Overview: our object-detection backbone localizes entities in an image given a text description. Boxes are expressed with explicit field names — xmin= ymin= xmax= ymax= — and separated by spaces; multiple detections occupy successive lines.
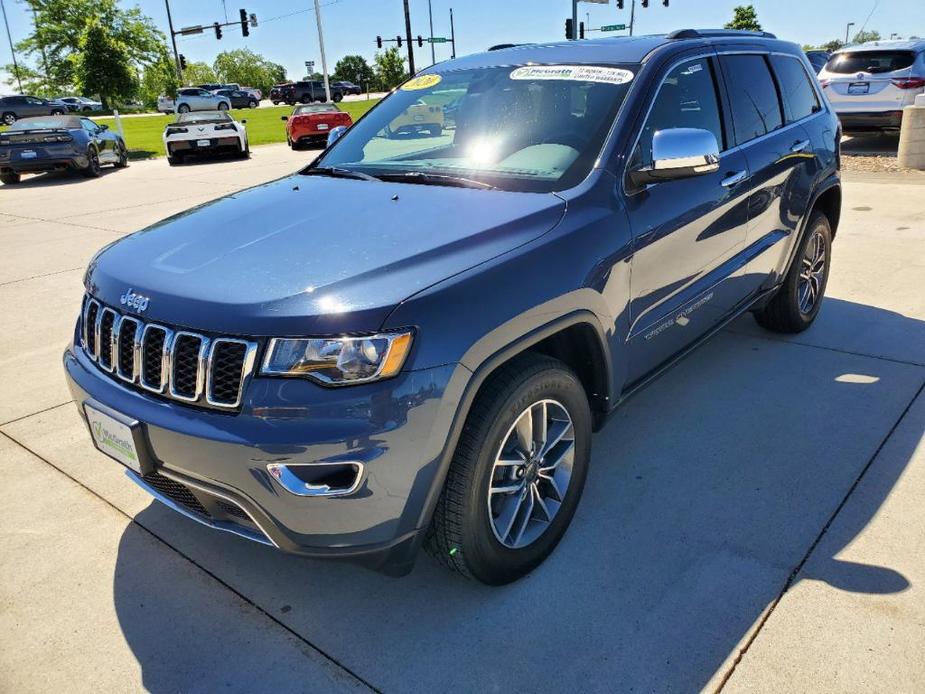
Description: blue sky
xmin=2 ymin=0 xmax=924 ymax=86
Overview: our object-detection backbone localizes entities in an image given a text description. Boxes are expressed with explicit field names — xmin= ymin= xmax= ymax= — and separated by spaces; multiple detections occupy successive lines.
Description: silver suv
xmin=818 ymin=39 xmax=925 ymax=131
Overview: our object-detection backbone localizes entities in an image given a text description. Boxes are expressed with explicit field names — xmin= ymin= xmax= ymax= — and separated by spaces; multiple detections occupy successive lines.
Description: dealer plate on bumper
xmin=196 ymin=139 xmax=211 ymax=147
xmin=85 ymin=402 xmax=146 ymax=474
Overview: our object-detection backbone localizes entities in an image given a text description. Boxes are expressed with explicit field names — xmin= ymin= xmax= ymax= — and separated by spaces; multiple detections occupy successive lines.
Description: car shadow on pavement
xmin=112 ymin=297 xmax=924 ymax=693
xmin=0 ymin=168 xmax=122 ymax=189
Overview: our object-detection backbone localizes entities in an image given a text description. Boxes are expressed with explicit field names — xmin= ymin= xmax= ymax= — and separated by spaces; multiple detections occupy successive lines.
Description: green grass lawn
xmin=92 ymin=100 xmax=379 ymax=159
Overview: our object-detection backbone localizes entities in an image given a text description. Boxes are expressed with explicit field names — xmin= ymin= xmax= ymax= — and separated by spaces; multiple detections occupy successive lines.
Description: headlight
xmin=261 ymin=330 xmax=413 ymax=385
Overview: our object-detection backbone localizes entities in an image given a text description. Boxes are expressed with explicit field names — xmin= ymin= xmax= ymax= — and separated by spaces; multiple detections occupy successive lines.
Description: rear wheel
xmin=425 ymin=354 xmax=592 ymax=585
xmin=754 ymin=210 xmax=832 ymax=333
xmin=50 ymin=109 xmax=64 ymax=116
xmin=300 ymin=95 xmax=311 ymax=104
xmin=217 ymin=102 xmax=229 ymax=111
xmin=167 ymin=152 xmax=184 ymax=166
xmin=0 ymin=171 xmax=21 ymax=185
xmin=82 ymin=147 xmax=102 ymax=178
xmin=114 ymin=142 xmax=129 ymax=168
xmin=333 ymin=92 xmax=343 ymax=103
xmin=238 ymin=138 xmax=250 ymax=159
xmin=177 ymin=103 xmax=191 ymax=114
xmin=248 ymin=100 xmax=258 ymax=109
xmin=429 ymin=125 xmax=443 ymax=137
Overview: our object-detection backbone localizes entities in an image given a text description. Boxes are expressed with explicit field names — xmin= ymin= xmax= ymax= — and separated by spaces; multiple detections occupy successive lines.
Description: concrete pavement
xmin=0 ymin=150 xmax=923 ymax=692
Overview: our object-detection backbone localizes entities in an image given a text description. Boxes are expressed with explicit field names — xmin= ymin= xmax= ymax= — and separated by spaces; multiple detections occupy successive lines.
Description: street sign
xmin=428 ymin=37 xmax=449 ymax=43
xmin=305 ymin=60 xmax=315 ymax=69
xmin=600 ymin=24 xmax=626 ymax=31
xmin=179 ymin=25 xmax=204 ymax=35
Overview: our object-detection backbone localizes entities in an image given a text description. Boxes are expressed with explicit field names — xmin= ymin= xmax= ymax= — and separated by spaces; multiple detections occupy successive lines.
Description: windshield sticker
xmin=510 ymin=65 xmax=634 ymax=85
xmin=401 ymin=74 xmax=443 ymax=91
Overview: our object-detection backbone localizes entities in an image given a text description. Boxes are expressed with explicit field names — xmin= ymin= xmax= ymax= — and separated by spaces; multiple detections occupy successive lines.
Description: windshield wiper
xmin=302 ymin=166 xmax=380 ymax=182
xmin=375 ymin=171 xmax=497 ymax=190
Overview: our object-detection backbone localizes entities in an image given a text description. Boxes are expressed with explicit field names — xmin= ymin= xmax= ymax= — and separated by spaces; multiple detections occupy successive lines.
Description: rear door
xmin=623 ymin=54 xmax=752 ymax=382
xmin=717 ymin=52 xmax=820 ymax=294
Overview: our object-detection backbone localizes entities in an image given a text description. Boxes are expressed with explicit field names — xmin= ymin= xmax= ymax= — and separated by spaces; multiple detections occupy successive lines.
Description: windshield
xmin=315 ymin=63 xmax=637 ymax=192
xmin=175 ymin=111 xmax=232 ymax=124
xmin=826 ymin=50 xmax=916 ymax=74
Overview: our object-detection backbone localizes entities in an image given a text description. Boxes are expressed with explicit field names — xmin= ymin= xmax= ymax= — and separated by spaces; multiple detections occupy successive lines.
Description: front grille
xmin=143 ymin=472 xmax=209 ymax=516
xmin=80 ymin=295 xmax=257 ymax=411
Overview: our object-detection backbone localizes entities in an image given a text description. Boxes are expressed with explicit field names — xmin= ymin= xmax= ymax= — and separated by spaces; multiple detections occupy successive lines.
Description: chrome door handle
xmin=720 ymin=170 xmax=748 ymax=187
xmin=791 ymin=139 xmax=810 ymax=153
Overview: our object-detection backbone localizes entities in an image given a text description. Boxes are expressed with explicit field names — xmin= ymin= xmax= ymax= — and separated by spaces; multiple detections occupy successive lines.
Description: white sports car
xmin=163 ymin=111 xmax=249 ymax=166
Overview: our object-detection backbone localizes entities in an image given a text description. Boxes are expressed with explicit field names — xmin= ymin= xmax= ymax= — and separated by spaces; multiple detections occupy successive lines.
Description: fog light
xmin=266 ymin=462 xmax=364 ymax=497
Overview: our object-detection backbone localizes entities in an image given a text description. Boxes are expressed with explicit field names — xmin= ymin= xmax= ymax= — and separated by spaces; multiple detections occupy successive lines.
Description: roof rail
xmin=667 ymin=28 xmax=777 ymax=40
xmin=488 ymin=43 xmax=528 ymax=51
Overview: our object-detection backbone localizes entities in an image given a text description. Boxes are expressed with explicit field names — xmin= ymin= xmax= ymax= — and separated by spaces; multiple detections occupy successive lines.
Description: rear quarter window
xmin=825 ymin=50 xmax=916 ymax=74
xmin=770 ymin=55 xmax=820 ymax=123
xmin=719 ymin=54 xmax=783 ymax=145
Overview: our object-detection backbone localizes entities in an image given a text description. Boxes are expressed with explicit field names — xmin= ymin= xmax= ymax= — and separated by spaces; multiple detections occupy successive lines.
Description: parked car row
xmin=269 ymin=80 xmax=361 ymax=104
xmin=157 ymin=84 xmax=262 ymax=114
xmin=1 ymin=95 xmax=69 ymax=125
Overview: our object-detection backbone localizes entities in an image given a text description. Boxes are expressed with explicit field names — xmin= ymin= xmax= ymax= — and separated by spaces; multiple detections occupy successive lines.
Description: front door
xmin=623 ymin=55 xmax=752 ymax=383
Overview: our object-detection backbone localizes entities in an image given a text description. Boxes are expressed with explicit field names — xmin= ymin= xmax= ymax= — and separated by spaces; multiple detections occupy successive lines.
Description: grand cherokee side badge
xmin=120 ymin=288 xmax=150 ymax=313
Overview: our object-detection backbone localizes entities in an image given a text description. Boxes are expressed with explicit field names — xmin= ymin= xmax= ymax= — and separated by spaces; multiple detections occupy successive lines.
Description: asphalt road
xmin=1 ymin=146 xmax=924 ymax=693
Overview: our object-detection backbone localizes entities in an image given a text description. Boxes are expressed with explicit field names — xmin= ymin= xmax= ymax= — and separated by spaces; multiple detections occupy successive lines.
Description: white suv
xmin=818 ymin=39 xmax=925 ymax=131
xmin=157 ymin=88 xmax=232 ymax=115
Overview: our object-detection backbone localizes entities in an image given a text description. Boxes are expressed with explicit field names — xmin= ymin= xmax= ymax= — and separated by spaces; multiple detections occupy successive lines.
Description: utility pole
xmin=428 ymin=0 xmax=436 ymax=65
xmin=845 ymin=21 xmax=854 ymax=44
xmin=403 ymin=0 xmax=415 ymax=75
xmin=629 ymin=0 xmax=636 ymax=36
xmin=164 ymin=0 xmax=183 ymax=82
xmin=571 ymin=0 xmax=578 ymax=39
xmin=1 ymin=0 xmax=22 ymax=92
xmin=449 ymin=7 xmax=456 ymax=58
xmin=313 ymin=0 xmax=331 ymax=102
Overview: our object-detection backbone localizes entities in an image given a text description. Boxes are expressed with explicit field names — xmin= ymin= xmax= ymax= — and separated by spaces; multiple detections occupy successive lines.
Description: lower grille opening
xmin=214 ymin=499 xmax=250 ymax=521
xmin=142 ymin=472 xmax=209 ymax=516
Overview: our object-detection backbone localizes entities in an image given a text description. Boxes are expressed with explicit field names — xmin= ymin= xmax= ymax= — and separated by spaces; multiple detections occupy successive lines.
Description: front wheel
xmin=2 ymin=112 xmax=15 ymax=126
xmin=248 ymin=100 xmax=258 ymax=109
xmin=753 ymin=210 xmax=832 ymax=333
xmin=333 ymin=93 xmax=343 ymax=103
xmin=51 ymin=109 xmax=64 ymax=116
xmin=425 ymin=354 xmax=591 ymax=585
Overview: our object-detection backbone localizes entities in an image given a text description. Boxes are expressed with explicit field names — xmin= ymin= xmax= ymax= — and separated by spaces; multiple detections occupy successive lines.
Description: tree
xmin=213 ymin=48 xmax=287 ymax=94
xmin=2 ymin=0 xmax=164 ymax=95
xmin=139 ymin=48 xmax=179 ymax=109
xmin=182 ymin=62 xmax=218 ymax=86
xmin=374 ymin=48 xmax=407 ymax=91
xmin=333 ymin=55 xmax=374 ymax=89
xmin=822 ymin=39 xmax=844 ymax=53
xmin=852 ymin=29 xmax=881 ymax=44
xmin=73 ymin=19 xmax=137 ymax=108
xmin=724 ymin=5 xmax=762 ymax=32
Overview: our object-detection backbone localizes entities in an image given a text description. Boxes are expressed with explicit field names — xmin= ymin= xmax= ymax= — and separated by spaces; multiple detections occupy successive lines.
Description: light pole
xmin=0 ymin=0 xmax=22 ymax=93
xmin=428 ymin=0 xmax=436 ymax=65
xmin=164 ymin=0 xmax=183 ymax=83
xmin=403 ymin=0 xmax=415 ymax=75
xmin=449 ymin=7 xmax=456 ymax=58
xmin=313 ymin=0 xmax=331 ymax=103
xmin=845 ymin=21 xmax=854 ymax=44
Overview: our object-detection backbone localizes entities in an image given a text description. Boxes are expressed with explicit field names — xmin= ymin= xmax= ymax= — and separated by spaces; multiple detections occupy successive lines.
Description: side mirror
xmin=98 ymin=123 xmax=109 ymax=131
xmin=629 ymin=128 xmax=720 ymax=187
xmin=326 ymin=125 xmax=348 ymax=148
xmin=281 ymin=115 xmax=289 ymax=121
xmin=240 ymin=119 xmax=247 ymax=124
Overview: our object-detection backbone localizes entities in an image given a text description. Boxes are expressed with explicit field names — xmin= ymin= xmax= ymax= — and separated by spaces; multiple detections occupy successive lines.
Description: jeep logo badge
xmin=120 ymin=288 xmax=150 ymax=313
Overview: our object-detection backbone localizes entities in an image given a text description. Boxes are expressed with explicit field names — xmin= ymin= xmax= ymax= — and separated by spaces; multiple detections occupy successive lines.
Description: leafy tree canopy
xmin=182 ymin=62 xmax=218 ymax=86
xmin=139 ymin=47 xmax=179 ymax=109
xmin=852 ymin=29 xmax=881 ymax=44
xmin=333 ymin=55 xmax=375 ymax=87
xmin=724 ymin=5 xmax=762 ymax=32
xmin=374 ymin=48 xmax=407 ymax=91
xmin=822 ymin=39 xmax=844 ymax=53
xmin=212 ymin=48 xmax=286 ymax=94
xmin=73 ymin=18 xmax=137 ymax=108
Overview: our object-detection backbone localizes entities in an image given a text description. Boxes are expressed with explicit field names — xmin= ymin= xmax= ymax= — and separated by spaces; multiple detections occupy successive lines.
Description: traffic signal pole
xmin=571 ymin=0 xmax=578 ymax=39
xmin=450 ymin=7 xmax=456 ymax=58
xmin=403 ymin=0 xmax=416 ymax=75
xmin=164 ymin=0 xmax=183 ymax=82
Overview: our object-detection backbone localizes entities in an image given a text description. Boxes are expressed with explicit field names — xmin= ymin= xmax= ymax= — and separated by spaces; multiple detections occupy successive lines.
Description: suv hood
xmin=87 ymin=175 xmax=566 ymax=335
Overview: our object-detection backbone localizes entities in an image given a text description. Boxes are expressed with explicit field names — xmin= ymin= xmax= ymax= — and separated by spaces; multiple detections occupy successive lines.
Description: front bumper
xmin=64 ymin=345 xmax=466 ymax=575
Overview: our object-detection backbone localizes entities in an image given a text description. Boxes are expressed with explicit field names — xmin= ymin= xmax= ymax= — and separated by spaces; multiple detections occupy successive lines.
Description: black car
xmin=269 ymin=82 xmax=292 ymax=104
xmin=333 ymin=80 xmax=362 ymax=95
xmin=279 ymin=80 xmax=344 ymax=104
xmin=1 ymin=95 xmax=68 ymax=125
xmin=0 ymin=115 xmax=127 ymax=184
xmin=214 ymin=89 xmax=259 ymax=109
xmin=804 ymin=50 xmax=831 ymax=74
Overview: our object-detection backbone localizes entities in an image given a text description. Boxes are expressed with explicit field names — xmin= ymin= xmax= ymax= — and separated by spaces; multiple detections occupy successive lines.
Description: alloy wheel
xmin=798 ymin=229 xmax=826 ymax=314
xmin=487 ymin=399 xmax=575 ymax=549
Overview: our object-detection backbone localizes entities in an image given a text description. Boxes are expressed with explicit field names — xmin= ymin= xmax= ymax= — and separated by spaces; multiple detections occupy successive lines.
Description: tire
xmin=51 ymin=109 xmax=64 ymax=116
xmin=82 ymin=106 xmax=92 ymax=113
xmin=238 ymin=139 xmax=250 ymax=159
xmin=177 ymin=104 xmax=191 ymax=113
xmin=82 ymin=147 xmax=102 ymax=178
xmin=1 ymin=171 xmax=21 ymax=185
xmin=300 ymin=95 xmax=311 ymax=104
xmin=272 ymin=100 xmax=280 ymax=105
xmin=754 ymin=210 xmax=832 ymax=333
xmin=217 ymin=102 xmax=229 ymax=111
xmin=248 ymin=100 xmax=257 ymax=109
xmin=333 ymin=92 xmax=343 ymax=103
xmin=425 ymin=353 xmax=592 ymax=585
xmin=429 ymin=125 xmax=443 ymax=137
xmin=167 ymin=153 xmax=183 ymax=166
xmin=2 ymin=112 xmax=15 ymax=126
xmin=114 ymin=141 xmax=129 ymax=168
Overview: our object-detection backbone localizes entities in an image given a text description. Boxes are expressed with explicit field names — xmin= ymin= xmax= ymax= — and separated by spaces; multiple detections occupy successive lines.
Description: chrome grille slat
xmin=79 ymin=295 xmax=256 ymax=411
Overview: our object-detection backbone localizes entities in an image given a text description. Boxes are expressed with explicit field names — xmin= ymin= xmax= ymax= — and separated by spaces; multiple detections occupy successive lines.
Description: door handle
xmin=720 ymin=170 xmax=748 ymax=188
xmin=790 ymin=139 xmax=810 ymax=153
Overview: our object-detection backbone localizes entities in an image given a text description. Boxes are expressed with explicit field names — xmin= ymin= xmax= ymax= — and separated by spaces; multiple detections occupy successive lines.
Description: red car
xmin=283 ymin=103 xmax=353 ymax=150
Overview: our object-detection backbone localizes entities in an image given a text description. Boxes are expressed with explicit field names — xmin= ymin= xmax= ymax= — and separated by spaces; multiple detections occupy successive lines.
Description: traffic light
xmin=417 ymin=35 xmax=423 ymax=47
xmin=376 ymin=35 xmax=383 ymax=48
xmin=565 ymin=17 xmax=573 ymax=39
xmin=617 ymin=0 xmax=624 ymax=8
xmin=663 ymin=0 xmax=669 ymax=5
xmin=579 ymin=21 xmax=585 ymax=39
xmin=214 ymin=22 xmax=222 ymax=39
xmin=641 ymin=0 xmax=648 ymax=6
xmin=179 ymin=54 xmax=187 ymax=70
xmin=396 ymin=35 xmax=402 ymax=47
xmin=240 ymin=9 xmax=249 ymax=37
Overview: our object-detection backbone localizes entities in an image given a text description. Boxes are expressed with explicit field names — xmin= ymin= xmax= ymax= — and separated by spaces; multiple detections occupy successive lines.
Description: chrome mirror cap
xmin=631 ymin=127 xmax=720 ymax=187
xmin=326 ymin=125 xmax=348 ymax=148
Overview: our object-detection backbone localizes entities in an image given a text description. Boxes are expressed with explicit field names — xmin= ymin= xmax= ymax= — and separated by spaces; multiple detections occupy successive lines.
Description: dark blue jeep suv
xmin=64 ymin=30 xmax=841 ymax=585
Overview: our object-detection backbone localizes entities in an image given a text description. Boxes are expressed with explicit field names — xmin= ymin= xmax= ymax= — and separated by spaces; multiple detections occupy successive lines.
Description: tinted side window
xmin=636 ymin=57 xmax=725 ymax=167
xmin=720 ymin=55 xmax=783 ymax=145
xmin=771 ymin=55 xmax=820 ymax=122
